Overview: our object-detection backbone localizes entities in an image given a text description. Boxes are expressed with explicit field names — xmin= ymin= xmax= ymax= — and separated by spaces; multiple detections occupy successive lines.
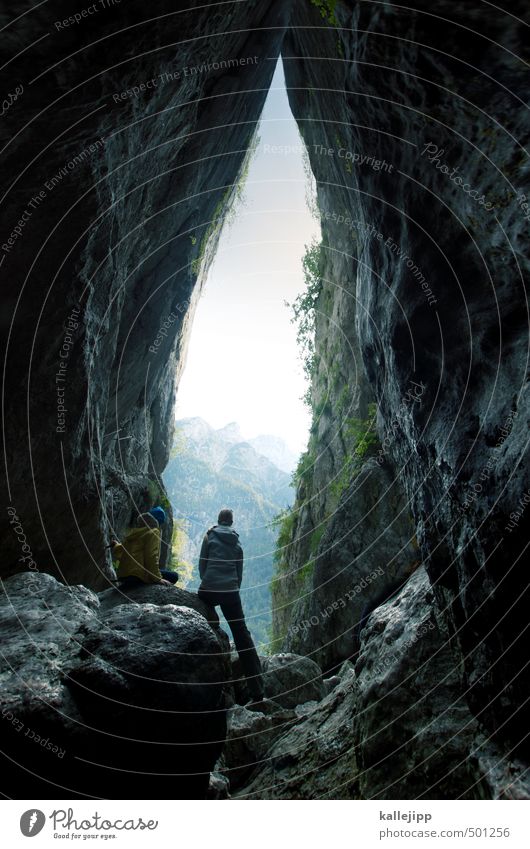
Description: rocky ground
xmin=4 ymin=569 xmax=525 ymax=800
xmin=219 ymin=567 xmax=530 ymax=800
xmin=0 ymin=574 xmax=229 ymax=799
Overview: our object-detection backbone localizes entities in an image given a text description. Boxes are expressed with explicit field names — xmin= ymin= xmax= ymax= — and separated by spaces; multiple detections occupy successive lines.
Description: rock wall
xmin=1 ymin=0 xmax=290 ymax=587
xmin=273 ymin=0 xmax=530 ymax=793
xmin=282 ymin=458 xmax=420 ymax=673
xmin=0 ymin=573 xmax=230 ymax=799
xmin=1 ymin=0 xmax=529 ymax=800
xmin=231 ymin=570 xmax=529 ymax=800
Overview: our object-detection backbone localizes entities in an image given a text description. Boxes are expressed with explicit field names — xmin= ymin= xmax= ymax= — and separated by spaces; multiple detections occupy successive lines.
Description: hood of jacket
xmin=208 ymin=524 xmax=239 ymax=545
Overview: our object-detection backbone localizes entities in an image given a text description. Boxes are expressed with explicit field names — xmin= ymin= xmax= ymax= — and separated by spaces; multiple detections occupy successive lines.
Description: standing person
xmin=111 ymin=507 xmax=178 ymax=587
xmin=198 ymin=508 xmax=264 ymax=704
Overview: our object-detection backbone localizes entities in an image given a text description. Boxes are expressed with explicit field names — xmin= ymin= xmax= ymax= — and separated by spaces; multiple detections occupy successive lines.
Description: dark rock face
xmin=233 ymin=661 xmax=359 ymax=799
xmin=0 ymin=573 xmax=230 ymax=799
xmin=276 ymin=0 xmax=530 ymax=792
xmin=0 ymin=0 xmax=290 ymax=587
xmin=283 ymin=459 xmax=419 ymax=672
xmin=354 ymin=567 xmax=483 ymax=799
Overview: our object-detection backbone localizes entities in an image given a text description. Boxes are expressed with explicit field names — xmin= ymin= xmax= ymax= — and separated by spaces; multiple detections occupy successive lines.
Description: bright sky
xmin=175 ymin=59 xmax=321 ymax=455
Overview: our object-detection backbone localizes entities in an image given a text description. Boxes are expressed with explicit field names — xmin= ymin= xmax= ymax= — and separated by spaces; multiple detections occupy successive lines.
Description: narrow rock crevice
xmin=1 ymin=0 xmax=528 ymax=800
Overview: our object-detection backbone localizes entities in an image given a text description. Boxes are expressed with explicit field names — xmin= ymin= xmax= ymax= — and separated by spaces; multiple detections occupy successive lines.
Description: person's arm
xmin=144 ymin=528 xmax=164 ymax=583
xmin=199 ymin=533 xmax=210 ymax=579
xmin=236 ymin=543 xmax=243 ymax=589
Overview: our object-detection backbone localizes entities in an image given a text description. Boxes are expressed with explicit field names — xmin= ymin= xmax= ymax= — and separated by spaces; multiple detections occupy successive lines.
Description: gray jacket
xmin=198 ymin=524 xmax=243 ymax=592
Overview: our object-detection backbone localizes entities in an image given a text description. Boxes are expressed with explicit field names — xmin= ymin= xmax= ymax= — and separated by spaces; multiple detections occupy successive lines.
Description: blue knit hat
xmin=149 ymin=506 xmax=167 ymax=526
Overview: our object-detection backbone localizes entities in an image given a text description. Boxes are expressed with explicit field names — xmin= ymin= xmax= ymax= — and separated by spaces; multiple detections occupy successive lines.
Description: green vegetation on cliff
xmin=191 ymin=129 xmax=260 ymax=276
xmin=271 ymin=225 xmax=381 ymax=652
xmin=330 ymin=402 xmax=380 ymax=502
xmin=290 ymin=239 xmax=324 ymax=396
xmin=309 ymin=0 xmax=339 ymax=26
xmin=170 ymin=518 xmax=194 ymax=584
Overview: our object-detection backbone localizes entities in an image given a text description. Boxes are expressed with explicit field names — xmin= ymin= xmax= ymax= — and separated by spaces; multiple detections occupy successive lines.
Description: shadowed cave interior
xmin=0 ymin=0 xmax=529 ymax=801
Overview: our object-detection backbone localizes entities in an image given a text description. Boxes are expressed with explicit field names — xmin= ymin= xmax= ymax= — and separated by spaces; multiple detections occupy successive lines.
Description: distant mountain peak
xmin=176 ymin=416 xmax=214 ymax=439
xmin=216 ymin=422 xmax=244 ymax=443
xmin=174 ymin=416 xmax=299 ymax=475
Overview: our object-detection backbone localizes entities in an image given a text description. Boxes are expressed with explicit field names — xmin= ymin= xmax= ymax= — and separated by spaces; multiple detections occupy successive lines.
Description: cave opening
xmin=163 ymin=58 xmax=321 ymax=649
xmin=1 ymin=0 xmax=528 ymax=805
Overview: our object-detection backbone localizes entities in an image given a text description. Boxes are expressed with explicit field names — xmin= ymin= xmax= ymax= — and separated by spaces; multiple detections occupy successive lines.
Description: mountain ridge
xmin=176 ymin=416 xmax=298 ymax=476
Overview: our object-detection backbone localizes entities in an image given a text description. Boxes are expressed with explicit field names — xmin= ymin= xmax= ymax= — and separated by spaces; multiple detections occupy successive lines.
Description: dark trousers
xmin=160 ymin=569 xmax=178 ymax=584
xmin=118 ymin=576 xmax=144 ymax=589
xmin=198 ymin=589 xmax=264 ymax=700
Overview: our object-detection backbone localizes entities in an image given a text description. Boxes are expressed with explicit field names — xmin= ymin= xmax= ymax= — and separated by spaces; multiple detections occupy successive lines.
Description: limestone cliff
xmin=272 ymin=0 xmax=530 ymax=794
xmin=1 ymin=0 xmax=529 ymax=800
xmin=1 ymin=0 xmax=290 ymax=587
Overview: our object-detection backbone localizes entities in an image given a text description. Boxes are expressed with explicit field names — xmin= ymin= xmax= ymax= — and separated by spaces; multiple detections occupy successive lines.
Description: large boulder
xmin=354 ymin=567 xmax=487 ymax=799
xmin=0 ymin=573 xmax=230 ymax=799
xmin=261 ymin=653 xmax=325 ymax=708
xmin=98 ymin=583 xmax=221 ymax=628
xmin=219 ymin=703 xmax=298 ymax=792
xmin=234 ymin=661 xmax=358 ymax=799
xmin=231 ymin=652 xmax=325 ymax=708
xmin=98 ymin=584 xmax=231 ymax=661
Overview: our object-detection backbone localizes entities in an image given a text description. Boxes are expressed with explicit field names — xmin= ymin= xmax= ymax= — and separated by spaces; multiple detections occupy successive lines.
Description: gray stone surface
xmin=98 ymin=582 xmax=221 ymax=627
xmin=0 ymin=573 xmax=229 ymax=799
xmin=354 ymin=568 xmax=484 ymax=798
xmin=220 ymin=703 xmax=298 ymax=792
xmin=231 ymin=651 xmax=325 ymax=709
xmin=473 ymin=739 xmax=530 ymax=800
xmin=234 ymin=662 xmax=358 ymax=799
xmin=323 ymin=676 xmax=341 ymax=696
xmin=207 ymin=771 xmax=231 ymax=800
xmin=261 ymin=653 xmax=325 ymax=709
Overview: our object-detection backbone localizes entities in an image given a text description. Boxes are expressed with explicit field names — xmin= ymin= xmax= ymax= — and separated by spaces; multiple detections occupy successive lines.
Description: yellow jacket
xmin=114 ymin=526 xmax=163 ymax=583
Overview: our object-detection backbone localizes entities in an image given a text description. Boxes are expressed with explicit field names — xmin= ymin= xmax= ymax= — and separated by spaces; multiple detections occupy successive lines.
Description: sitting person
xmin=111 ymin=506 xmax=178 ymax=588
xmin=147 ymin=506 xmax=179 ymax=584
